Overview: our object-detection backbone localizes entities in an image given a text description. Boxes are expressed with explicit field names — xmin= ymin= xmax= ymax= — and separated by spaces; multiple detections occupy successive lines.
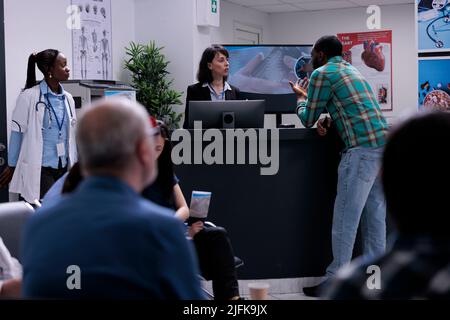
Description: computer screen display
xmin=188 ymin=100 xmax=265 ymax=129
xmin=223 ymin=45 xmax=313 ymax=113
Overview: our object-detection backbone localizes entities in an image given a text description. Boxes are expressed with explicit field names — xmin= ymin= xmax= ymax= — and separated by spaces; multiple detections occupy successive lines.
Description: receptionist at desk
xmin=183 ymin=45 xmax=240 ymax=129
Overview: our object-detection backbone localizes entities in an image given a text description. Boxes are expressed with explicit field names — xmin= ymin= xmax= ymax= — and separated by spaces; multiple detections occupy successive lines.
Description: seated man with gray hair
xmin=21 ymin=98 xmax=204 ymax=299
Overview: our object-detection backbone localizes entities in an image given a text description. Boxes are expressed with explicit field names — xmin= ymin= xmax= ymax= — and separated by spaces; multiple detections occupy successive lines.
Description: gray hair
xmin=76 ymin=97 xmax=151 ymax=172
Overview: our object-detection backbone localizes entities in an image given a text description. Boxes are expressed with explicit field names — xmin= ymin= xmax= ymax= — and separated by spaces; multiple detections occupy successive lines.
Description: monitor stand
xmin=276 ymin=114 xmax=282 ymax=128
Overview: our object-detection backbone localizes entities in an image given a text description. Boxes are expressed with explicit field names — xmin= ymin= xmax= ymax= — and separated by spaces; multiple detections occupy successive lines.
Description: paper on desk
xmin=189 ymin=191 xmax=212 ymax=218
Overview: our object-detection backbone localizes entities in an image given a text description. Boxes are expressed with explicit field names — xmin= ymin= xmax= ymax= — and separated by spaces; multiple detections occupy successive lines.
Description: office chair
xmin=0 ymin=201 xmax=34 ymax=262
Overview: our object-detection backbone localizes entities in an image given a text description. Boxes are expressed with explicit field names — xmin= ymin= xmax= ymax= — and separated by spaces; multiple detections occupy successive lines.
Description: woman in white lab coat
xmin=0 ymin=49 xmax=77 ymax=202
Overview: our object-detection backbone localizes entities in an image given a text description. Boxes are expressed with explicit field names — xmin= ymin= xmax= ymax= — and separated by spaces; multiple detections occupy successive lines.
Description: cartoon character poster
xmin=71 ymin=0 xmax=112 ymax=80
xmin=337 ymin=31 xmax=393 ymax=112
xmin=416 ymin=0 xmax=450 ymax=52
xmin=418 ymin=57 xmax=450 ymax=110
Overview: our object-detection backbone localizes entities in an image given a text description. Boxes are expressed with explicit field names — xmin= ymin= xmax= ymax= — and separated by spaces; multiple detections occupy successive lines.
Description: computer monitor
xmin=188 ymin=100 xmax=265 ymax=129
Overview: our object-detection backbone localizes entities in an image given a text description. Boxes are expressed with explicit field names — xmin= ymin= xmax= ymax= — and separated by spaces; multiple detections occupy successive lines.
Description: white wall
xmin=268 ymin=4 xmax=418 ymax=126
xmin=212 ymin=0 xmax=271 ymax=44
xmin=135 ymin=0 xmax=197 ymax=117
xmin=3 ymin=0 xmax=135 ymax=139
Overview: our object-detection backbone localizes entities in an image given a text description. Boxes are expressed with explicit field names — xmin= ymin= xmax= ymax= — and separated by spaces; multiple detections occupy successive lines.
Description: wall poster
xmin=71 ymin=0 xmax=112 ymax=80
xmin=416 ymin=0 xmax=450 ymax=52
xmin=338 ymin=30 xmax=393 ymax=112
xmin=418 ymin=57 xmax=450 ymax=110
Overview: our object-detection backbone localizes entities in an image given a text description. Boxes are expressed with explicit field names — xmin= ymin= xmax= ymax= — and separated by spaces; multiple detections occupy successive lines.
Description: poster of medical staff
xmin=416 ymin=0 xmax=450 ymax=52
xmin=418 ymin=57 xmax=450 ymax=110
xmin=71 ymin=0 xmax=112 ymax=80
xmin=337 ymin=30 xmax=393 ymax=112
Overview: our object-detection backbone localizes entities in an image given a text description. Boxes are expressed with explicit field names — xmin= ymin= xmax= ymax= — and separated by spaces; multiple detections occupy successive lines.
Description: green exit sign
xmin=211 ymin=0 xmax=217 ymax=13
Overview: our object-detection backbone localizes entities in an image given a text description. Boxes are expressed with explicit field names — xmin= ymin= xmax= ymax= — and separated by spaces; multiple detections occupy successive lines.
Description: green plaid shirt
xmin=297 ymin=56 xmax=388 ymax=150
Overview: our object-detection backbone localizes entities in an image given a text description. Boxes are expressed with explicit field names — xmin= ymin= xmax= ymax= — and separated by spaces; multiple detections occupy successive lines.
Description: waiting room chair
xmin=0 ymin=201 xmax=34 ymax=262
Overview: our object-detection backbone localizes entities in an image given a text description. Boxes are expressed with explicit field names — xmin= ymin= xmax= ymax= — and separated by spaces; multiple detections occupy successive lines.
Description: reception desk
xmin=174 ymin=128 xmax=342 ymax=279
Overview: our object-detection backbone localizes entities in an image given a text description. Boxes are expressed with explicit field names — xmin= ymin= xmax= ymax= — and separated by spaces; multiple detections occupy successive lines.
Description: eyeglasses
xmin=146 ymin=118 xmax=170 ymax=140
xmin=156 ymin=120 xmax=170 ymax=138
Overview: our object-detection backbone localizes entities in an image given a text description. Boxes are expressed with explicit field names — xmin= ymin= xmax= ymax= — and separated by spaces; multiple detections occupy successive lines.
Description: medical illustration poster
xmin=338 ymin=31 xmax=393 ymax=112
xmin=418 ymin=57 xmax=450 ymax=110
xmin=417 ymin=0 xmax=450 ymax=52
xmin=71 ymin=0 xmax=112 ymax=80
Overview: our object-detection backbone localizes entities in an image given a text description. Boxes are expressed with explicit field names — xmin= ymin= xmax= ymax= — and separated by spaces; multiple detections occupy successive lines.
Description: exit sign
xmin=197 ymin=0 xmax=220 ymax=27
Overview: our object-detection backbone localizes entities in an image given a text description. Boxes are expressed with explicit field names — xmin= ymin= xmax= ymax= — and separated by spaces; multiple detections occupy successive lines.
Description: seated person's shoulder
xmin=187 ymin=82 xmax=203 ymax=91
xmin=29 ymin=198 xmax=67 ymax=222
xmin=135 ymin=198 xmax=181 ymax=226
xmin=230 ymin=84 xmax=240 ymax=95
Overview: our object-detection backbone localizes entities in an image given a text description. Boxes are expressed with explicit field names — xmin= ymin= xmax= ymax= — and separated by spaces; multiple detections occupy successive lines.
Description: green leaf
xmin=124 ymin=41 xmax=183 ymax=128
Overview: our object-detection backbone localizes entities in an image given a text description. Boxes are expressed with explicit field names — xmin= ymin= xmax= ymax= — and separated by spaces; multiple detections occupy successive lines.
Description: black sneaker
xmin=303 ymin=280 xmax=329 ymax=297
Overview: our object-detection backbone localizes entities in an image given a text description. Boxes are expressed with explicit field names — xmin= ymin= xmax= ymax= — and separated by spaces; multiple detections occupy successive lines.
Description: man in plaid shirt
xmin=290 ymin=36 xmax=389 ymax=297
xmin=324 ymin=112 xmax=450 ymax=299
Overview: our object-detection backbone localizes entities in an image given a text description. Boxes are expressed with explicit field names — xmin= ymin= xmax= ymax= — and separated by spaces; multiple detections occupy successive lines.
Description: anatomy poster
xmin=418 ymin=57 xmax=450 ymax=110
xmin=71 ymin=0 xmax=112 ymax=80
xmin=416 ymin=0 xmax=450 ymax=52
xmin=338 ymin=31 xmax=393 ymax=112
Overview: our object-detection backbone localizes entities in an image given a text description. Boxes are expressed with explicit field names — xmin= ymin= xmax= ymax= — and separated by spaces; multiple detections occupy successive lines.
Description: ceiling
xmin=225 ymin=0 xmax=414 ymax=13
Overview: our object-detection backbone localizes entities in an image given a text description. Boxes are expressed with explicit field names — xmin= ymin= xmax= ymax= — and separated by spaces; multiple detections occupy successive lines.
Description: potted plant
xmin=124 ymin=41 xmax=183 ymax=129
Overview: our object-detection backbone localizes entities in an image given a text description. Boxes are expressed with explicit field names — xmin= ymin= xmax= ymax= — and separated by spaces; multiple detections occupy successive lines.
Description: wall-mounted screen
xmin=224 ymin=45 xmax=313 ymax=114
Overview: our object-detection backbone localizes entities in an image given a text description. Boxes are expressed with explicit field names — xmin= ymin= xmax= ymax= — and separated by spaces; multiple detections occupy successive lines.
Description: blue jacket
xmin=22 ymin=176 xmax=204 ymax=299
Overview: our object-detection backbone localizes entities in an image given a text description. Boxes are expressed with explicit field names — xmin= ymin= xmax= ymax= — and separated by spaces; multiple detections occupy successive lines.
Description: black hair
xmin=382 ymin=111 xmax=450 ymax=237
xmin=197 ymin=45 xmax=229 ymax=84
xmin=313 ymin=36 xmax=343 ymax=60
xmin=62 ymin=162 xmax=83 ymax=194
xmin=154 ymin=121 xmax=175 ymax=204
xmin=25 ymin=49 xmax=59 ymax=90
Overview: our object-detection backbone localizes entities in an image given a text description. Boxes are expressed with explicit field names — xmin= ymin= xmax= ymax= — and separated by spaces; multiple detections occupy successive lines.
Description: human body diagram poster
xmin=337 ymin=31 xmax=393 ymax=112
xmin=71 ymin=0 xmax=112 ymax=80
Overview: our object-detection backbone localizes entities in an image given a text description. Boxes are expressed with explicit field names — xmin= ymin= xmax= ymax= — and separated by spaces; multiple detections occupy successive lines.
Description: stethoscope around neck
xmin=35 ymin=86 xmax=76 ymax=127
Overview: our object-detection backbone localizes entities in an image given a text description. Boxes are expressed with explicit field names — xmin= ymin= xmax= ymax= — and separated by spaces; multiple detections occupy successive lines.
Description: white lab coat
xmin=0 ymin=237 xmax=22 ymax=289
xmin=9 ymin=84 xmax=77 ymax=202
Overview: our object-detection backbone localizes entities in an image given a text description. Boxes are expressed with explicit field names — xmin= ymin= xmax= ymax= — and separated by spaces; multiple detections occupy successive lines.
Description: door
xmin=234 ymin=22 xmax=262 ymax=45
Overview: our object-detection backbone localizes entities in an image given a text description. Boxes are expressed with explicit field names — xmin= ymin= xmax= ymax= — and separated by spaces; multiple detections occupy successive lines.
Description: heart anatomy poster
xmin=337 ymin=31 xmax=393 ymax=112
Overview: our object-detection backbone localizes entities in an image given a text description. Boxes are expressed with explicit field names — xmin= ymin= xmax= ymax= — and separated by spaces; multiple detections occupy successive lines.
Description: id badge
xmin=56 ymin=142 xmax=66 ymax=157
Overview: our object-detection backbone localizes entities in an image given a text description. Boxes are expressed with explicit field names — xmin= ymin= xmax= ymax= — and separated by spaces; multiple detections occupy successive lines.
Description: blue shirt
xmin=40 ymin=80 xmax=69 ymax=168
xmin=7 ymin=131 xmax=22 ymax=167
xmin=22 ymin=176 xmax=205 ymax=299
xmin=203 ymin=82 xmax=232 ymax=101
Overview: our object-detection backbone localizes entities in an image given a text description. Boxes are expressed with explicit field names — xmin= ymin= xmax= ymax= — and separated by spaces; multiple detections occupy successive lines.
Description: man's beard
xmin=313 ymin=58 xmax=324 ymax=70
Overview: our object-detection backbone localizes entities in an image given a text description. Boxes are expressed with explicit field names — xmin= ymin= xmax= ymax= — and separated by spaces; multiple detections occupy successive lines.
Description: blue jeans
xmin=326 ymin=146 xmax=386 ymax=277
